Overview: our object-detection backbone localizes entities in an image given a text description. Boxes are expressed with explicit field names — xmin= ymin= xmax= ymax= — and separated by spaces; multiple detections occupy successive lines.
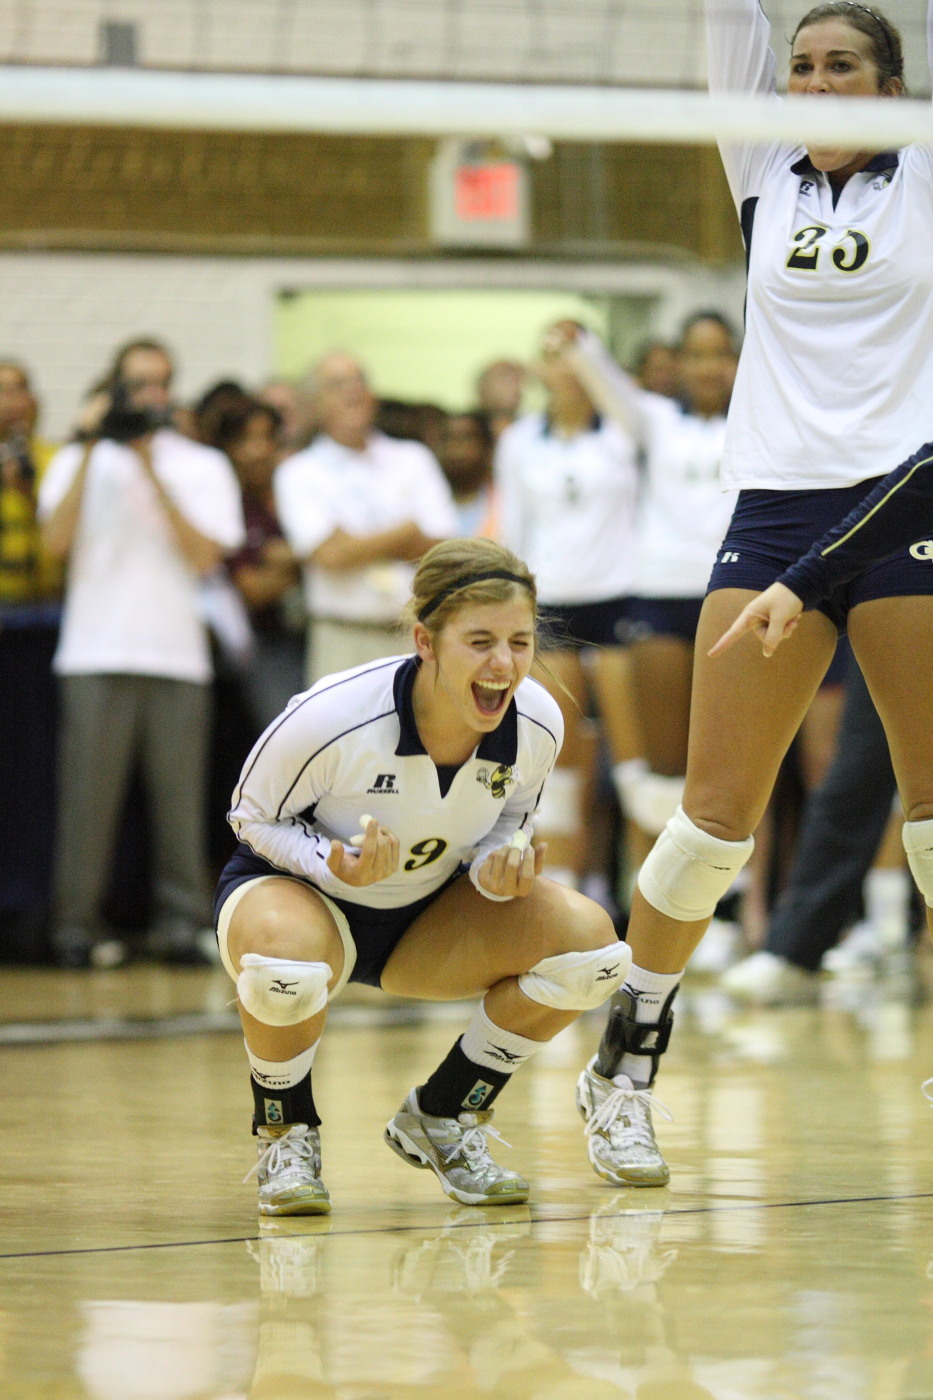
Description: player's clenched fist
xmin=477 ymin=830 xmax=547 ymax=898
xmin=327 ymin=815 xmax=400 ymax=887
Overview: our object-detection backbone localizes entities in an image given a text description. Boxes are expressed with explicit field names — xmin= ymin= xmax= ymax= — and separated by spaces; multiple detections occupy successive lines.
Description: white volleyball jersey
xmin=634 ymin=396 xmax=735 ymax=595
xmin=228 ymin=655 xmax=563 ymax=908
xmin=566 ymin=333 xmax=736 ymax=596
xmin=708 ymin=0 xmax=933 ymax=491
xmin=495 ymin=412 xmax=639 ymax=604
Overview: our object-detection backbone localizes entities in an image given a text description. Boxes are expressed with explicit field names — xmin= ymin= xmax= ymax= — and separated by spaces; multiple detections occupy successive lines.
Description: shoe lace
xmin=441 ymin=1120 xmax=512 ymax=1169
xmin=243 ymin=1124 xmax=315 ymax=1184
xmin=585 ymin=1084 xmax=673 ymax=1150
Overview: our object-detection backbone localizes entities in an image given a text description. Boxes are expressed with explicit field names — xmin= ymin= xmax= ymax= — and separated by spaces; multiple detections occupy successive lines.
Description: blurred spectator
xmin=38 ymin=339 xmax=245 ymax=967
xmin=377 ymin=399 xmax=447 ymax=455
xmin=190 ymin=379 xmax=249 ymax=447
xmin=0 ymin=361 xmax=61 ymax=960
xmin=436 ymin=411 xmax=496 ymax=537
xmin=475 ymin=359 xmax=526 ymax=441
xmin=259 ymin=378 xmax=316 ymax=455
xmin=274 ymin=351 xmax=458 ymax=684
xmin=631 ymin=338 xmax=679 ymax=399
xmin=0 ymin=361 xmax=61 ymax=607
xmin=214 ymin=398 xmax=305 ymax=728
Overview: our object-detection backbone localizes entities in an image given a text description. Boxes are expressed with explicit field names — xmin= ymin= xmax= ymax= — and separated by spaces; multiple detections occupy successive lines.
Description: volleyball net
xmin=0 ymin=0 xmax=931 ymax=150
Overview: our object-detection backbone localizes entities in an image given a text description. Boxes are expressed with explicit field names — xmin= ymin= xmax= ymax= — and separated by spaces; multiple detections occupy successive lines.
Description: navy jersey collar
xmin=393 ymin=655 xmax=519 ymax=764
xmin=791 ymin=151 xmax=899 ymax=177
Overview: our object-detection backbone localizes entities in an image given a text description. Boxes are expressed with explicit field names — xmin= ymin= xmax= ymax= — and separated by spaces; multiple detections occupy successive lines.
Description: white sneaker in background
xmin=720 ymin=951 xmax=820 ymax=1006
xmin=822 ymin=920 xmax=884 ymax=973
xmin=685 ymin=919 xmax=742 ymax=976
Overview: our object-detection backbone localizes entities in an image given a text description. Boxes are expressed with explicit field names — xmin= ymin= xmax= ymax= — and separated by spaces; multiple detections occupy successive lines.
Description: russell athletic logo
xmin=721 ymin=551 xmax=740 ymax=563
xmin=368 ymin=773 xmax=398 ymax=794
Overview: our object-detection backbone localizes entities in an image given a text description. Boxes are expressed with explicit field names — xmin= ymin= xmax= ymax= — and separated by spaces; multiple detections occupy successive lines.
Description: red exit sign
xmin=454 ymin=162 xmax=521 ymax=223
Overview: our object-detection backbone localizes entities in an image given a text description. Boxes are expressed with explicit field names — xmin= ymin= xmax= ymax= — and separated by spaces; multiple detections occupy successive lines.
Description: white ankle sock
xmin=619 ymin=964 xmax=683 ymax=1087
xmin=245 ymin=1040 xmax=318 ymax=1092
xmin=460 ymin=1002 xmax=544 ymax=1075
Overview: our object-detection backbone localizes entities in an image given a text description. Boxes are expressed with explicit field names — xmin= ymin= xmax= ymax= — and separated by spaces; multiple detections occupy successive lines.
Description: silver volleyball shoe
xmin=576 ymin=1058 xmax=672 ymax=1187
xmin=384 ymin=1089 xmax=530 ymax=1206
xmin=245 ymin=1123 xmax=332 ymax=1216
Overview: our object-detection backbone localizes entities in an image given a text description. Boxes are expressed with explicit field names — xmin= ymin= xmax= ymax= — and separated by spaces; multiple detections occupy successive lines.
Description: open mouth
xmin=471 ymin=680 xmax=510 ymax=717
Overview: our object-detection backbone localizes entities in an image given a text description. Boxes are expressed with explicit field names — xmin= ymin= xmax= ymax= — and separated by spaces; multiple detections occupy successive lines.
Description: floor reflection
xmin=18 ymin=1186 xmax=930 ymax=1400
xmin=2 ymin=967 xmax=933 ymax=1397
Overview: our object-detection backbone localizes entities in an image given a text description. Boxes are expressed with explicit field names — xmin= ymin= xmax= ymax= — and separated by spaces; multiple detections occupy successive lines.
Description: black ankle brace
xmin=251 ymin=1072 xmax=320 ymax=1133
xmin=594 ymin=985 xmax=678 ymax=1085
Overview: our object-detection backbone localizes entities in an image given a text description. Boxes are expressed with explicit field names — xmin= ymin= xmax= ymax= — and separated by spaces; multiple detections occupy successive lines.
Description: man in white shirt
xmin=274 ymin=352 xmax=459 ymax=683
xmin=39 ymin=340 xmax=245 ymax=967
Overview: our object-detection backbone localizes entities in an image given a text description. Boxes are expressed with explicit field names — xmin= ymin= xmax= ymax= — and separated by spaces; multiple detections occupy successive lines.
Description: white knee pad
xmin=902 ymin=818 xmax=933 ymax=907
xmin=534 ymin=767 xmax=582 ymax=837
xmin=237 ymin=954 xmax=331 ymax=1026
xmin=638 ymin=806 xmax=754 ymax=922
xmin=518 ymin=941 xmax=632 ymax=1011
xmin=614 ymin=762 xmax=685 ymax=836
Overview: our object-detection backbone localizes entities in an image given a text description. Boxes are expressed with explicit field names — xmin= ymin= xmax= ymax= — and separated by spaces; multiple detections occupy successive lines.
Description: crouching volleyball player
xmin=215 ymin=538 xmax=630 ymax=1215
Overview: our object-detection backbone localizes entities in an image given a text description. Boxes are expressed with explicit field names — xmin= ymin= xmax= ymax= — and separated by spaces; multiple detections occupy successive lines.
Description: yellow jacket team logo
xmin=476 ymin=764 xmax=515 ymax=799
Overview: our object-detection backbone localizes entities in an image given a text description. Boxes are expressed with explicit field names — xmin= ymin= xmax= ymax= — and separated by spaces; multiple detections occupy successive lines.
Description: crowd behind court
xmin=0 ymin=321 xmax=918 ymax=999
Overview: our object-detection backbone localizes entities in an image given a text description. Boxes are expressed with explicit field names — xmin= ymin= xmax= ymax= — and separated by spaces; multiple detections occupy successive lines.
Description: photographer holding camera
xmin=39 ymin=339 xmax=245 ymax=967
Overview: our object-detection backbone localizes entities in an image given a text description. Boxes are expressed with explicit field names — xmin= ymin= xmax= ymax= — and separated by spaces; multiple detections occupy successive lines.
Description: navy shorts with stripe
xmin=707 ymin=482 xmax=933 ymax=630
xmin=215 ymin=843 xmax=464 ymax=989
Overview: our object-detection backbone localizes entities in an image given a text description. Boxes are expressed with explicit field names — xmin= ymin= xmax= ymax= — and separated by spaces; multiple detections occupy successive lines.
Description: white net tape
xmin=0 ymin=0 xmax=929 ymax=146
xmin=0 ymin=65 xmax=931 ymax=148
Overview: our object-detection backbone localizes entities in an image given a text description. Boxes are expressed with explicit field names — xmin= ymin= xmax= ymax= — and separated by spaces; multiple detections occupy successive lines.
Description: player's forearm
xmin=777 ymin=440 xmax=933 ymax=608
xmin=705 ymin=0 xmax=777 ymax=96
xmin=565 ymin=332 xmax=642 ymax=438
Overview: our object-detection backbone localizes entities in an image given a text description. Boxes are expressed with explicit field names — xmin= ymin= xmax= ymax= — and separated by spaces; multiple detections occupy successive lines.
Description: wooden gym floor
xmin=1 ymin=963 xmax=933 ymax=1399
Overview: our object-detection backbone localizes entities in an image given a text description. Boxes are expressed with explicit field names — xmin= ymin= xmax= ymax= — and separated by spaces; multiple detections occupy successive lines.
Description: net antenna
xmin=0 ymin=65 xmax=931 ymax=148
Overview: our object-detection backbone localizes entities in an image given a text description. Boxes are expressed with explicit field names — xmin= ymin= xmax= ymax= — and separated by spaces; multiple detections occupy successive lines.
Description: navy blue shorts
xmin=214 ymin=843 xmax=463 ymax=989
xmin=626 ymin=597 xmax=705 ymax=644
xmin=537 ymin=596 xmax=633 ymax=650
xmin=707 ymin=482 xmax=933 ymax=631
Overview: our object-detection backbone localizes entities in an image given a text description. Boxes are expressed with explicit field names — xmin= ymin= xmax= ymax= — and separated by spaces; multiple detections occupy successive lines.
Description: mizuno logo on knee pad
xmin=237 ymin=954 xmax=332 ymax=1026
xmin=518 ymin=942 xmax=633 ymax=1012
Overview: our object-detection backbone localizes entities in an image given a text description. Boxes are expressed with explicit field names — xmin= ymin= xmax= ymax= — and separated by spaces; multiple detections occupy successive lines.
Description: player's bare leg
xmin=225 ymin=879 xmax=347 ymax=1215
xmin=584 ymin=589 xmax=839 ymax=1185
xmin=381 ymin=876 xmax=628 ymax=1204
xmin=848 ymin=596 xmax=933 ymax=943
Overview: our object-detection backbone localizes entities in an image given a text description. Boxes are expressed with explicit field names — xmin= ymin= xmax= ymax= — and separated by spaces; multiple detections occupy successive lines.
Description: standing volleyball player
xmin=495 ymin=323 xmax=641 ymax=892
xmin=554 ymin=315 xmax=738 ymax=839
xmin=216 ymin=538 xmax=629 ymax=1215
xmin=577 ymin=0 xmax=933 ymax=1188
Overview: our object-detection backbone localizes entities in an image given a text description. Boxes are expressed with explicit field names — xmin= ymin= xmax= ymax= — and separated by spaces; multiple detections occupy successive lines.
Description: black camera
xmin=96 ymin=383 xmax=173 ymax=443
